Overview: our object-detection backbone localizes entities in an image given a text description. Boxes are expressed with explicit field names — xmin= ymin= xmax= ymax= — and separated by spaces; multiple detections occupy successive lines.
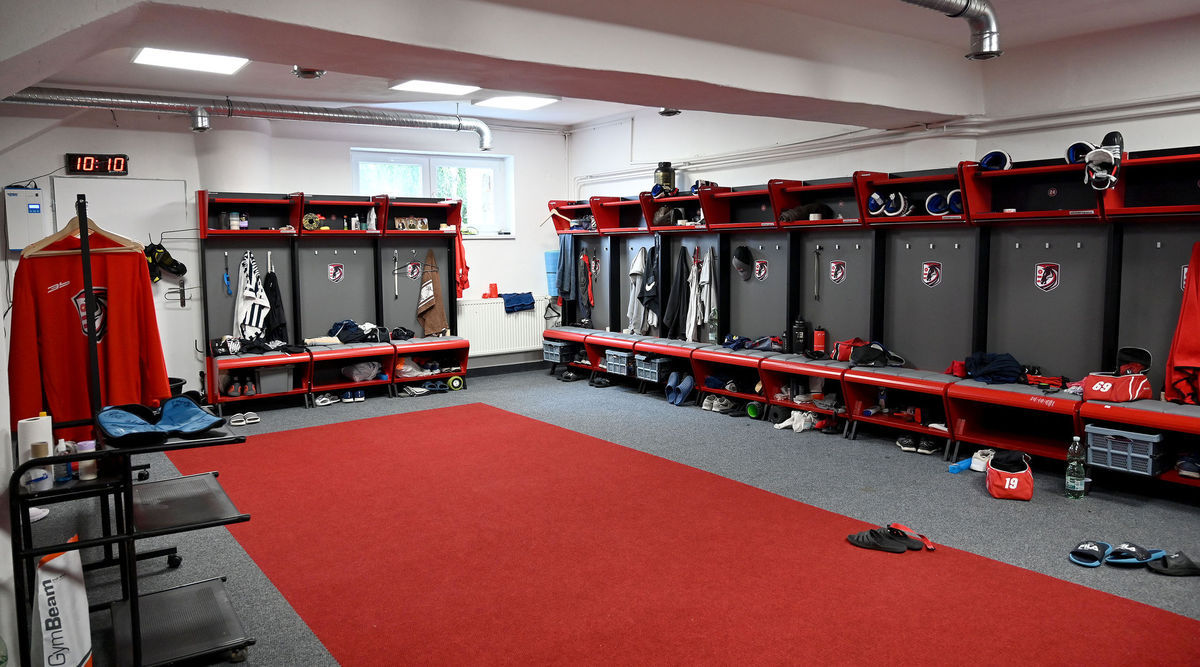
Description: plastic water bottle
xmin=1066 ymin=436 xmax=1086 ymax=499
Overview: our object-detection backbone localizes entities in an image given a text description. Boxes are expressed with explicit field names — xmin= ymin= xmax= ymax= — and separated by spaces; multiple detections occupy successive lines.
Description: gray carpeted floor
xmin=34 ymin=368 xmax=1200 ymax=665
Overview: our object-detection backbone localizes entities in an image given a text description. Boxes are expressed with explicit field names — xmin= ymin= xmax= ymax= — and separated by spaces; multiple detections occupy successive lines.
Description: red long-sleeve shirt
xmin=9 ymin=234 xmax=169 ymax=439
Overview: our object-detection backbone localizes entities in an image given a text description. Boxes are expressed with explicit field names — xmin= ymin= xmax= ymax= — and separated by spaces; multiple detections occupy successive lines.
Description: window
xmin=352 ymin=149 xmax=513 ymax=237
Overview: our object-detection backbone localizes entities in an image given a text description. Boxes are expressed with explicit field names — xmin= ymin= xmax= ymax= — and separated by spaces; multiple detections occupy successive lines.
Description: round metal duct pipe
xmin=900 ymin=0 xmax=1002 ymax=60
xmin=4 ymin=86 xmax=494 ymax=150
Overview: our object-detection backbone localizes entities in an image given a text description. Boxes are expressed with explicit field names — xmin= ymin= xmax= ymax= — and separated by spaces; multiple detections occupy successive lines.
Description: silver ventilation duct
xmin=900 ymin=0 xmax=1001 ymax=60
xmin=4 ymin=86 xmax=494 ymax=150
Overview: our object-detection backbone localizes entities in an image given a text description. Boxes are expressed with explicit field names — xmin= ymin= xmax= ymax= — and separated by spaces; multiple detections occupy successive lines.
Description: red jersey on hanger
xmin=8 ymin=234 xmax=170 ymax=438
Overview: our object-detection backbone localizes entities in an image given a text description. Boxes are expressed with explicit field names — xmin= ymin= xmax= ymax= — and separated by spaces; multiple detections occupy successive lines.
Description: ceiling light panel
xmin=133 ymin=47 xmax=249 ymax=75
xmin=474 ymin=95 xmax=558 ymax=110
xmin=391 ymin=80 xmax=481 ymax=96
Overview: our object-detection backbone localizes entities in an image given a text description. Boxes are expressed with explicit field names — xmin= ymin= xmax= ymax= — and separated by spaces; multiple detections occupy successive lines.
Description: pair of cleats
xmin=1068 ymin=541 xmax=1175 ymax=570
xmin=225 ymin=380 xmax=257 ymax=397
xmin=896 ymin=435 xmax=942 ymax=455
xmin=143 ymin=243 xmax=187 ymax=284
xmin=228 ymin=412 xmax=260 ymax=427
xmin=847 ymin=523 xmax=936 ymax=553
xmin=663 ymin=372 xmax=694 ymax=406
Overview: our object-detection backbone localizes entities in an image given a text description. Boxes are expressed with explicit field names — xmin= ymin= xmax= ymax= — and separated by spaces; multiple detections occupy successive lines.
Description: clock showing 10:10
xmin=64 ymin=153 xmax=129 ymax=176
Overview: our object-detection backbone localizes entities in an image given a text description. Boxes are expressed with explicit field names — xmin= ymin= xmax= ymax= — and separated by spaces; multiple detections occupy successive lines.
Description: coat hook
xmin=314 ymin=250 xmax=318 ymax=255
xmin=758 ymin=245 xmax=763 ymax=251
xmin=835 ymin=244 xmax=840 ymax=250
xmin=1044 ymin=243 xmax=1049 ymax=249
xmin=1076 ymin=242 xmax=1082 ymax=249
xmin=929 ymin=243 xmax=935 ymax=250
xmin=775 ymin=244 xmax=780 ymax=251
xmin=353 ymin=249 xmax=357 ymax=255
xmin=334 ymin=249 xmax=339 ymax=255
xmin=954 ymin=243 xmax=960 ymax=249
xmin=1015 ymin=242 xmax=1020 ymax=249
xmin=855 ymin=244 xmax=860 ymax=250
xmin=815 ymin=244 xmax=823 ymax=251
xmin=1156 ymin=241 xmax=1161 ymax=249
xmin=905 ymin=243 xmax=910 ymax=250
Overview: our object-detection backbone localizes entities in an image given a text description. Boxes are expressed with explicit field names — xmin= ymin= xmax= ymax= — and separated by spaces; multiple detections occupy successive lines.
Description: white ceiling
xmin=17 ymin=0 xmax=1200 ymax=128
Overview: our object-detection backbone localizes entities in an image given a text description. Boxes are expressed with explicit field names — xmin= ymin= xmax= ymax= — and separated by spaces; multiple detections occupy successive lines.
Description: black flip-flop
xmin=1105 ymin=542 xmax=1167 ymax=566
xmin=1148 ymin=551 xmax=1200 ymax=576
xmin=559 ymin=370 xmax=584 ymax=382
xmin=847 ymin=528 xmax=908 ymax=553
xmin=1068 ymin=540 xmax=1112 ymax=568
xmin=590 ymin=376 xmax=612 ymax=388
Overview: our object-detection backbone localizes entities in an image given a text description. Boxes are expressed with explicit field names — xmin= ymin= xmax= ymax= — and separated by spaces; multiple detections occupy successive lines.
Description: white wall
xmin=0 ymin=108 xmax=567 ymax=377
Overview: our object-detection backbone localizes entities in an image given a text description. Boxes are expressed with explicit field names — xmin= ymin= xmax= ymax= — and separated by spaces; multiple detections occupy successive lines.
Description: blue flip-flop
xmin=673 ymin=375 xmax=695 ymax=405
xmin=1105 ymin=542 xmax=1167 ymax=565
xmin=1068 ymin=540 xmax=1112 ymax=567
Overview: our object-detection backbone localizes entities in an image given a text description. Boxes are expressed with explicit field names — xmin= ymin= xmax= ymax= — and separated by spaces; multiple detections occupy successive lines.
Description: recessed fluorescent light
xmin=133 ymin=47 xmax=249 ymax=75
xmin=390 ymin=79 xmax=481 ymax=96
xmin=474 ymin=95 xmax=558 ymax=111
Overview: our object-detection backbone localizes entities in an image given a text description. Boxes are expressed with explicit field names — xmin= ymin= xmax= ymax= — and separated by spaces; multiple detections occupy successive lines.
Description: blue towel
xmin=500 ymin=292 xmax=535 ymax=313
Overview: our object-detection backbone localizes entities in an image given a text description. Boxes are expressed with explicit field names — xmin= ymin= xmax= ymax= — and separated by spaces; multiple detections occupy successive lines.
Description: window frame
xmin=351 ymin=148 xmax=514 ymax=239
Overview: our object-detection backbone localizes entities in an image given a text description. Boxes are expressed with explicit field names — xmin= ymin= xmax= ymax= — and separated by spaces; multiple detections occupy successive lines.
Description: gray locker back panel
xmin=794 ymin=229 xmax=875 ymax=345
xmin=661 ymin=234 xmax=719 ymax=339
xmin=296 ymin=238 xmax=378 ymax=339
xmin=729 ymin=232 xmax=788 ymax=338
xmin=576 ymin=236 xmax=611 ymax=330
xmin=614 ymin=236 xmax=657 ymax=333
xmin=882 ymin=228 xmax=978 ymax=370
xmin=203 ymin=239 xmax=294 ymax=341
xmin=987 ymin=226 xmax=1109 ymax=379
xmin=1119 ymin=224 xmax=1197 ymax=393
xmin=380 ymin=238 xmax=450 ymax=334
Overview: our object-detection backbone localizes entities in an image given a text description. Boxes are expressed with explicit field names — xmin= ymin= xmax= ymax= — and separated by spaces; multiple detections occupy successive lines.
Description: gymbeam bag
xmin=34 ymin=535 xmax=93 ymax=667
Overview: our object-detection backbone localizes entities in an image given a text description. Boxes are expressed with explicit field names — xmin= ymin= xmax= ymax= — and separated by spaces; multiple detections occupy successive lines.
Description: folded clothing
xmin=98 ymin=396 xmax=225 ymax=447
xmin=500 ymin=292 xmax=536 ymax=313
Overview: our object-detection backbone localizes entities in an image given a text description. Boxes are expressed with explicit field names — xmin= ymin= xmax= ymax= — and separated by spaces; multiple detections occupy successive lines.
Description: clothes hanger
xmin=22 ymin=217 xmax=143 ymax=258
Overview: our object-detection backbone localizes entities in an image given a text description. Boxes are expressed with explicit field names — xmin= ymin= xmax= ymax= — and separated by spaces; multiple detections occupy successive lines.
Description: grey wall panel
xmin=1118 ymin=224 xmax=1198 ymax=393
xmin=728 ymin=232 xmax=788 ymax=339
xmin=793 ymin=229 xmax=875 ymax=346
xmin=614 ymin=235 xmax=656 ymax=333
xmin=576 ymin=236 xmax=610 ymax=330
xmin=380 ymin=238 xmax=450 ymax=334
xmin=296 ymin=238 xmax=378 ymax=339
xmin=987 ymin=226 xmax=1109 ymax=379
xmin=660 ymin=233 xmax=719 ymax=339
xmin=882 ymin=228 xmax=978 ymax=370
xmin=203 ymin=238 xmax=294 ymax=341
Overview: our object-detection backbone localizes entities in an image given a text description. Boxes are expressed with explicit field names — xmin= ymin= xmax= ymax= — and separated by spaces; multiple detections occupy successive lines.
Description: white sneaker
xmin=711 ymin=396 xmax=736 ymax=413
xmin=701 ymin=395 xmax=717 ymax=411
xmin=29 ymin=507 xmax=49 ymax=523
xmin=793 ymin=411 xmax=816 ymax=433
xmin=773 ymin=414 xmax=795 ymax=430
xmin=970 ymin=448 xmax=996 ymax=472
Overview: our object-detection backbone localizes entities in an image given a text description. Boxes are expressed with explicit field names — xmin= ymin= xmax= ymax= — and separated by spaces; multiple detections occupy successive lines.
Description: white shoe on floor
xmin=970 ymin=448 xmax=996 ymax=472
xmin=701 ymin=395 xmax=717 ymax=411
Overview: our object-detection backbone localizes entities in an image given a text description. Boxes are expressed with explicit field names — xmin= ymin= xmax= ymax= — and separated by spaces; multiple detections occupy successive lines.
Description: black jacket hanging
xmin=262 ymin=271 xmax=288 ymax=343
xmin=556 ymin=234 xmax=577 ymax=303
xmin=638 ymin=245 xmax=660 ymax=327
xmin=662 ymin=246 xmax=690 ymax=339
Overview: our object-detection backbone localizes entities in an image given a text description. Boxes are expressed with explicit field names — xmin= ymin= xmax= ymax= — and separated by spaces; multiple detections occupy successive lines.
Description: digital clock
xmin=65 ymin=153 xmax=129 ymax=176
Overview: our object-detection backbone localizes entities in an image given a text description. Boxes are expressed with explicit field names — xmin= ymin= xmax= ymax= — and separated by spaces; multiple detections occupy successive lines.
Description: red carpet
xmin=168 ymin=403 xmax=1198 ymax=665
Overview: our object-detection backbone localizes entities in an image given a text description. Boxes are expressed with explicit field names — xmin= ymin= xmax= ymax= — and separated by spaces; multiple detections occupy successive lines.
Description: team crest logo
xmin=72 ymin=288 xmax=108 ymax=342
xmin=1035 ymin=262 xmax=1060 ymax=292
xmin=407 ymin=261 xmax=422 ymax=280
xmin=1183 ymin=265 xmax=1189 ymax=292
xmin=754 ymin=259 xmax=768 ymax=281
xmin=829 ymin=260 xmax=846 ymax=285
xmin=328 ymin=263 xmax=345 ymax=283
xmin=922 ymin=261 xmax=943 ymax=288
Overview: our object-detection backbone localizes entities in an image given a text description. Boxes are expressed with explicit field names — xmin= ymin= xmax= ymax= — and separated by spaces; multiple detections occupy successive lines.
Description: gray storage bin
xmin=257 ymin=365 xmax=296 ymax=394
xmin=543 ymin=340 xmax=576 ymax=363
xmin=635 ymin=354 xmax=669 ymax=382
xmin=605 ymin=350 xmax=634 ymax=376
xmin=1085 ymin=424 xmax=1167 ymax=475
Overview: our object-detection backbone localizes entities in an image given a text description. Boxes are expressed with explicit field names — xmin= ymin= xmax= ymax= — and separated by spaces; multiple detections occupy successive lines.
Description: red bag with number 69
xmin=1082 ymin=373 xmax=1151 ymax=402
xmin=986 ymin=452 xmax=1033 ymax=501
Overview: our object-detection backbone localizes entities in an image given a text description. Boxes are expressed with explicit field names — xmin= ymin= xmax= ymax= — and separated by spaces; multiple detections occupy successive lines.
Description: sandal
xmin=243 ymin=412 xmax=260 ymax=425
xmin=1105 ymin=542 xmax=1167 ymax=565
xmin=314 ymin=393 xmax=337 ymax=407
xmin=1068 ymin=540 xmax=1112 ymax=568
xmin=228 ymin=413 xmax=247 ymax=427
xmin=847 ymin=523 xmax=934 ymax=553
xmin=590 ymin=376 xmax=612 ymax=388
xmin=1147 ymin=551 xmax=1200 ymax=576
